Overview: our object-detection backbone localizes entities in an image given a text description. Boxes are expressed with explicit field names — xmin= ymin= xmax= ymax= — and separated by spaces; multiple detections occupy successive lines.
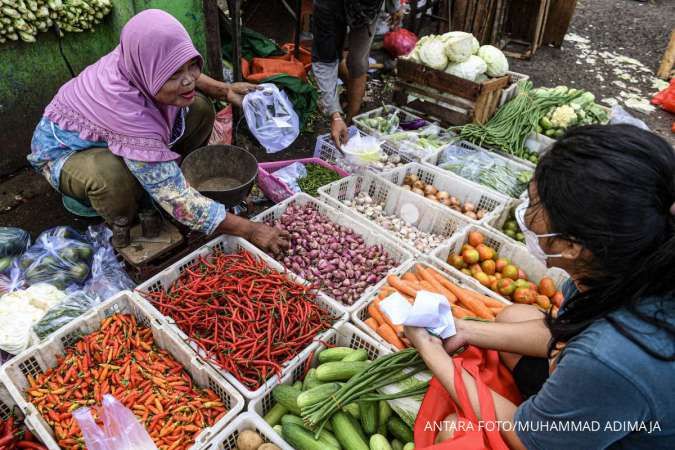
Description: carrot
xmin=387 ymin=275 xmax=419 ymax=298
xmin=418 ymin=280 xmax=437 ymax=292
xmin=489 ymin=306 xmax=504 ymax=315
xmin=418 ymin=265 xmax=458 ymax=303
xmin=460 ymin=287 xmax=508 ymax=308
xmin=372 ymin=298 xmax=405 ymax=334
xmin=364 ymin=317 xmax=380 ymax=331
xmin=376 ymin=323 xmax=406 ymax=350
xmin=367 ymin=302 xmax=385 ymax=326
xmin=440 ymin=279 xmax=495 ymax=320
xmin=451 ymin=304 xmax=473 ymax=319
xmin=402 ymin=272 xmax=419 ymax=282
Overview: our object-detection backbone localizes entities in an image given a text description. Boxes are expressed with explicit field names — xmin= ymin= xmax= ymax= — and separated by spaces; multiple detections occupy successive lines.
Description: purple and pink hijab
xmin=44 ymin=9 xmax=202 ymax=162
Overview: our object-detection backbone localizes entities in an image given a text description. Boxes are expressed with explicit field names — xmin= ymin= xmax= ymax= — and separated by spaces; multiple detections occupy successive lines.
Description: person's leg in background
xmin=59 ymin=148 xmax=144 ymax=224
xmin=171 ymin=91 xmax=215 ymax=156
xmin=345 ymin=23 xmax=375 ymax=121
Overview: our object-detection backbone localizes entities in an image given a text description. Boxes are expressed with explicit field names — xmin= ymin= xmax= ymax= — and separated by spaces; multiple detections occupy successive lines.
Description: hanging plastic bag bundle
xmin=74 ymin=394 xmax=158 ymax=450
xmin=243 ymin=83 xmax=300 ymax=153
xmin=0 ymin=227 xmax=31 ymax=272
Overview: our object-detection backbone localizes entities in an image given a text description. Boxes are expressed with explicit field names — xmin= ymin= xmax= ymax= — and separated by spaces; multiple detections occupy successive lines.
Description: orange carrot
xmin=418 ymin=265 xmax=458 ymax=303
xmin=440 ymin=280 xmax=495 ymax=320
xmin=376 ymin=323 xmax=406 ymax=349
xmin=367 ymin=302 xmax=385 ymax=326
xmin=419 ymin=280 xmax=437 ymax=292
xmin=451 ymin=304 xmax=473 ymax=319
xmin=387 ymin=275 xmax=419 ymax=298
xmin=378 ymin=286 xmax=397 ymax=300
xmin=460 ymin=287 xmax=508 ymax=308
xmin=364 ymin=317 xmax=380 ymax=331
xmin=402 ymin=272 xmax=419 ymax=282
xmin=489 ymin=306 xmax=504 ymax=315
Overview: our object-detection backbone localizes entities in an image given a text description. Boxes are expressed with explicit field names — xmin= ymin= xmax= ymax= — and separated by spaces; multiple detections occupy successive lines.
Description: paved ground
xmin=1 ymin=0 xmax=673 ymax=237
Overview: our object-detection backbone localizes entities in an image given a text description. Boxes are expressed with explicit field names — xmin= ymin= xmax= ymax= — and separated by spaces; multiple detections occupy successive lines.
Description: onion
xmin=413 ymin=180 xmax=425 ymax=190
xmin=412 ymin=188 xmax=425 ymax=195
xmin=441 ymin=198 xmax=453 ymax=207
xmin=403 ymin=175 xmax=416 ymax=186
xmin=477 ymin=209 xmax=487 ymax=219
xmin=463 ymin=202 xmax=476 ymax=212
xmin=449 ymin=196 xmax=460 ymax=206
xmin=464 ymin=211 xmax=478 ymax=220
xmin=401 ymin=184 xmax=412 ymax=191
xmin=436 ymin=191 xmax=450 ymax=201
xmin=424 ymin=185 xmax=438 ymax=196
xmin=426 ymin=195 xmax=440 ymax=202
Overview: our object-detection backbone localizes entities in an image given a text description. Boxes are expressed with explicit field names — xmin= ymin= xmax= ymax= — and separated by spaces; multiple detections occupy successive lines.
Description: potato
xmin=258 ymin=444 xmax=282 ymax=450
xmin=237 ymin=429 xmax=264 ymax=450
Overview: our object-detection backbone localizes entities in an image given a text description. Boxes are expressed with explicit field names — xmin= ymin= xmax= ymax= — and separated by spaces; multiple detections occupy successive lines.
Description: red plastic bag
xmin=413 ymin=346 xmax=522 ymax=449
xmin=384 ymin=28 xmax=418 ymax=57
xmin=651 ymin=79 xmax=675 ymax=113
xmin=209 ymin=105 xmax=232 ymax=145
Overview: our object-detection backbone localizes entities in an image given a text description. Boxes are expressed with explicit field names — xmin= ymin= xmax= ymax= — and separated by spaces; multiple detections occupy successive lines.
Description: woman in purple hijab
xmin=29 ymin=9 xmax=288 ymax=253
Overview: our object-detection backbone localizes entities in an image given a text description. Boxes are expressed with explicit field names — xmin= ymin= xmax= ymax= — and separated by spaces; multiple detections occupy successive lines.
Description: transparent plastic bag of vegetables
xmin=82 ymin=242 xmax=135 ymax=301
xmin=33 ymin=290 xmax=99 ymax=340
xmin=243 ymin=83 xmax=300 ymax=154
xmin=437 ymin=143 xmax=495 ymax=182
xmin=18 ymin=226 xmax=94 ymax=290
xmin=0 ymin=267 xmax=26 ymax=296
xmin=0 ymin=227 xmax=31 ymax=272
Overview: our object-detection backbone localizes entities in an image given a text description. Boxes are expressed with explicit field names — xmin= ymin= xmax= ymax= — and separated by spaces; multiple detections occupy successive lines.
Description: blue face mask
xmin=515 ymin=199 xmax=562 ymax=265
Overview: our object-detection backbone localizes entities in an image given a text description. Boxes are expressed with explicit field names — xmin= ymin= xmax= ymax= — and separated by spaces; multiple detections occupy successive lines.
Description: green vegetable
xmin=343 ymin=402 xmax=361 ymax=419
xmin=281 ymin=414 xmax=307 ymax=428
xmin=332 ymin=411 xmax=370 ymax=450
xmin=293 ymin=381 xmax=303 ymax=390
xmin=403 ymin=443 xmax=415 ymax=450
xmin=319 ymin=347 xmax=358 ymax=363
xmin=378 ymin=400 xmax=392 ymax=429
xmin=272 ymin=384 xmax=302 ymax=416
xmin=387 ymin=417 xmax=414 ymax=443
xmin=391 ymin=440 xmax=404 ymax=450
xmin=283 ymin=423 xmax=339 ymax=450
xmin=297 ymin=383 xmax=342 ymax=409
xmin=316 ymin=361 xmax=371 ymax=382
xmin=263 ymin=402 xmax=288 ymax=426
xmin=360 ymin=400 xmax=378 ymax=435
xmin=369 ymin=434 xmax=393 ymax=450
xmin=343 ymin=348 xmax=369 ymax=362
xmin=297 ymin=163 xmax=342 ymax=197
xmin=303 ymin=368 xmax=324 ymax=391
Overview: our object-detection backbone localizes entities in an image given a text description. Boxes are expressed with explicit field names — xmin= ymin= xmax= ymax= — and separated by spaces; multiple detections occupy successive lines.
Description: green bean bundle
xmin=297 ymin=163 xmax=342 ymax=197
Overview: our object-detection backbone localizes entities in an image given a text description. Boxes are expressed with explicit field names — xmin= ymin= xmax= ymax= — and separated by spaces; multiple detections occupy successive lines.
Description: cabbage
xmin=475 ymin=73 xmax=489 ymax=83
xmin=445 ymin=55 xmax=487 ymax=82
xmin=441 ymin=31 xmax=480 ymax=55
xmin=419 ymin=38 xmax=448 ymax=70
xmin=444 ymin=33 xmax=473 ymax=63
xmin=477 ymin=45 xmax=509 ymax=77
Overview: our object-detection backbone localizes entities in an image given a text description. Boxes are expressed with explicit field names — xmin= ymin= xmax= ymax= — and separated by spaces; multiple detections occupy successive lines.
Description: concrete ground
xmin=1 ymin=0 xmax=673 ymax=239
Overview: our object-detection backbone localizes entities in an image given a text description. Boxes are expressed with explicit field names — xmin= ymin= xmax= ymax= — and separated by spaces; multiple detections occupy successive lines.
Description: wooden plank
xmin=657 ymin=29 xmax=675 ymax=80
xmin=397 ymin=59 xmax=482 ymax=99
xmin=471 ymin=0 xmax=489 ymax=41
xmin=452 ymin=0 xmax=470 ymax=31
xmin=203 ymin=0 xmax=224 ymax=80
xmin=407 ymin=98 xmax=473 ymax=125
xmin=542 ymin=0 xmax=577 ymax=47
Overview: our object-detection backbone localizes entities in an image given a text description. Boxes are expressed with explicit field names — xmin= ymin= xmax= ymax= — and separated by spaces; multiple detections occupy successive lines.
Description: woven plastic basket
xmin=431 ymin=225 xmax=569 ymax=302
xmin=499 ymin=71 xmax=530 ymax=107
xmin=135 ymin=235 xmax=346 ymax=400
xmin=318 ymin=172 xmax=470 ymax=256
xmin=380 ymin=162 xmax=510 ymax=225
xmin=0 ymin=291 xmax=245 ymax=449
xmin=252 ymin=193 xmax=414 ymax=314
xmin=423 ymin=140 xmax=534 ymax=199
xmin=201 ymin=412 xmax=292 ymax=450
xmin=258 ymin=157 xmax=349 ymax=204
xmin=350 ymin=258 xmax=510 ymax=352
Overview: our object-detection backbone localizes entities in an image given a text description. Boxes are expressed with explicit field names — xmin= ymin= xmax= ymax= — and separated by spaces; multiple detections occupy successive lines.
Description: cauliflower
xmin=550 ymin=105 xmax=578 ymax=129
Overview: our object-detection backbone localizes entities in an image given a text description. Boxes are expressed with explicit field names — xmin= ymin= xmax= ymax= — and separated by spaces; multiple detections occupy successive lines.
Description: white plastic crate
xmin=313 ymin=126 xmax=413 ymax=174
xmin=380 ymin=162 xmax=510 ymax=225
xmin=431 ymin=225 xmax=569 ymax=302
xmin=135 ymin=235 xmax=346 ymax=400
xmin=486 ymin=198 xmax=527 ymax=247
xmin=0 ymin=381 xmax=18 ymax=421
xmin=201 ymin=412 xmax=292 ymax=450
xmin=252 ymin=193 xmax=414 ymax=314
xmin=353 ymin=105 xmax=455 ymax=161
xmin=423 ymin=140 xmax=534 ymax=199
xmin=318 ymin=172 xmax=470 ymax=256
xmin=0 ymin=291 xmax=245 ymax=450
xmin=499 ymin=71 xmax=530 ymax=107
xmin=350 ymin=258 xmax=510 ymax=352
xmin=247 ymin=322 xmax=391 ymax=448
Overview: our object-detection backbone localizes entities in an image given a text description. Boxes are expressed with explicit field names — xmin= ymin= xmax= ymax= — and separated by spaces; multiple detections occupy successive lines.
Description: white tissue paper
xmin=379 ymin=291 xmax=456 ymax=339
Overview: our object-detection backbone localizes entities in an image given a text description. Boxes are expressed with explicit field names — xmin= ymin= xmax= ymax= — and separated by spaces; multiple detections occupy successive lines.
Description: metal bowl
xmin=181 ymin=145 xmax=258 ymax=207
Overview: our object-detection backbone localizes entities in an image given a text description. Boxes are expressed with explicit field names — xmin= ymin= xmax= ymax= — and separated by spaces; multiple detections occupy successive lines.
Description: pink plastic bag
xmin=73 ymin=395 xmax=158 ymax=450
xmin=209 ymin=105 xmax=233 ymax=145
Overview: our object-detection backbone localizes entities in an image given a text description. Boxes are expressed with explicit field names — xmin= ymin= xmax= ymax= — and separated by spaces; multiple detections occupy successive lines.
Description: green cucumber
xmin=272 ymin=384 xmax=302 ymax=416
xmin=318 ymin=429 xmax=342 ymax=450
xmin=273 ymin=424 xmax=283 ymax=434
xmin=377 ymin=422 xmax=388 ymax=438
xmin=297 ymin=383 xmax=342 ymax=409
xmin=359 ymin=401 xmax=378 ymax=435
xmin=302 ymin=368 xmax=320 ymax=391
xmin=370 ymin=434 xmax=393 ymax=450
xmin=388 ymin=417 xmax=413 ymax=443
xmin=403 ymin=443 xmax=415 ymax=450
xmin=378 ymin=401 xmax=392 ymax=429
xmin=318 ymin=347 xmax=357 ymax=363
xmin=263 ymin=402 xmax=288 ymax=426
xmin=281 ymin=414 xmax=341 ymax=448
xmin=293 ymin=380 xmax=303 ymax=390
xmin=316 ymin=361 xmax=370 ymax=382
xmin=342 ymin=348 xmax=368 ymax=362
xmin=348 ymin=413 xmax=369 ymax=443
xmin=283 ymin=423 xmax=338 ymax=450
xmin=281 ymin=414 xmax=306 ymax=428
xmin=391 ymin=439 xmax=403 ymax=450
xmin=331 ymin=411 xmax=370 ymax=450
xmin=343 ymin=402 xmax=360 ymax=419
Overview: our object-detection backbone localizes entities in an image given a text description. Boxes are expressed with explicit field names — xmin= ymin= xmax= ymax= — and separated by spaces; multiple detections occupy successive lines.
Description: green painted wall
xmin=0 ymin=0 xmax=209 ymax=176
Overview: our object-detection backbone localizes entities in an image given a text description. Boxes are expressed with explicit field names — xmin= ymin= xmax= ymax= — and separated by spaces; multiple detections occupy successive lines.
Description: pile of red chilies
xmin=143 ymin=251 xmax=334 ymax=390
xmin=0 ymin=413 xmax=47 ymax=450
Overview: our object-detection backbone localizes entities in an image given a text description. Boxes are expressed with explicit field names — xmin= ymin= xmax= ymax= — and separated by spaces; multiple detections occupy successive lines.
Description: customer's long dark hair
xmin=533 ymin=124 xmax=675 ymax=360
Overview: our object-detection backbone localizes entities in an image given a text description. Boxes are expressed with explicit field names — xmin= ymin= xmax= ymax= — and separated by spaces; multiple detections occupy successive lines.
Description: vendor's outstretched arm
xmin=215 ymin=213 xmax=290 ymax=255
xmin=405 ymin=327 xmax=526 ymax=450
xmin=196 ymin=74 xmax=259 ymax=106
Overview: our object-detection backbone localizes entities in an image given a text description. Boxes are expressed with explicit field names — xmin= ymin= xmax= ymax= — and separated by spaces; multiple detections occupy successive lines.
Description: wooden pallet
xmin=393 ymin=58 xmax=510 ymax=125
xmin=499 ymin=0 xmax=551 ymax=60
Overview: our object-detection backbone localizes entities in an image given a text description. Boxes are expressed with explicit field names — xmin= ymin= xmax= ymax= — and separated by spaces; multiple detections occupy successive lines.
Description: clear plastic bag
xmin=0 ymin=267 xmax=26 ymax=295
xmin=33 ymin=291 xmax=98 ymax=340
xmin=0 ymin=227 xmax=31 ymax=258
xmin=272 ymin=162 xmax=307 ymax=194
xmin=243 ymin=83 xmax=300 ymax=153
xmin=18 ymin=226 xmax=94 ymax=290
xmin=82 ymin=244 xmax=135 ymax=301
xmin=74 ymin=395 xmax=158 ymax=450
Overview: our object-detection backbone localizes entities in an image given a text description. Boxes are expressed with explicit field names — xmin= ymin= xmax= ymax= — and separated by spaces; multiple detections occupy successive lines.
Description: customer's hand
xmin=226 ymin=82 xmax=260 ymax=107
xmin=443 ymin=323 xmax=468 ymax=355
xmin=331 ymin=114 xmax=349 ymax=149
xmin=404 ymin=326 xmax=442 ymax=351
xmin=249 ymin=223 xmax=290 ymax=255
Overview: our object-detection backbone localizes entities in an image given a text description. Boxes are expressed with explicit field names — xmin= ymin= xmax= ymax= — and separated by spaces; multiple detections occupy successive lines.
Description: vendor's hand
xmin=249 ymin=223 xmax=290 ymax=255
xmin=331 ymin=114 xmax=349 ymax=149
xmin=226 ymin=82 xmax=260 ymax=107
xmin=404 ymin=326 xmax=442 ymax=351
xmin=443 ymin=325 xmax=469 ymax=355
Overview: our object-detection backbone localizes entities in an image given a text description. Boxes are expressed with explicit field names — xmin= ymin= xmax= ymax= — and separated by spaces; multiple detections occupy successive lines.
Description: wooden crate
xmin=498 ymin=0 xmax=551 ymax=59
xmin=393 ymin=58 xmax=510 ymax=125
xmin=450 ymin=0 xmax=506 ymax=45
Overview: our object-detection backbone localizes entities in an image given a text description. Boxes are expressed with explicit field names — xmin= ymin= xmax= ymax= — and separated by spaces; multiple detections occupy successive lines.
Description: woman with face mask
xmin=405 ymin=124 xmax=675 ymax=449
xmin=28 ymin=10 xmax=289 ymax=254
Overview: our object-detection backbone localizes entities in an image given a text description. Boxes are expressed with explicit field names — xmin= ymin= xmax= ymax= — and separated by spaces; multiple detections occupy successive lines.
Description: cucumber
xmin=387 ymin=417 xmax=413 ymax=443
xmin=272 ymin=384 xmax=302 ymax=416
xmin=369 ymin=434 xmax=393 ymax=450
xmin=343 ymin=402 xmax=360 ymax=419
xmin=342 ymin=348 xmax=368 ymax=362
xmin=391 ymin=439 xmax=403 ymax=450
xmin=331 ymin=411 xmax=370 ymax=450
xmin=378 ymin=401 xmax=392 ymax=429
xmin=281 ymin=414 xmax=306 ymax=428
xmin=403 ymin=443 xmax=415 ymax=450
xmin=281 ymin=415 xmax=341 ymax=448
xmin=318 ymin=347 xmax=357 ymax=363
xmin=273 ymin=424 xmax=283 ymax=434
xmin=283 ymin=423 xmax=339 ymax=450
xmin=377 ymin=423 xmax=388 ymax=438
xmin=263 ymin=402 xmax=288 ymax=426
xmin=318 ymin=429 xmax=342 ymax=450
xmin=316 ymin=361 xmax=370 ymax=382
xmin=359 ymin=401 xmax=378 ymax=435
xmin=297 ymin=383 xmax=342 ymax=409
xmin=293 ymin=380 xmax=303 ymax=390
xmin=302 ymin=368 xmax=320 ymax=391
xmin=347 ymin=413 xmax=369 ymax=443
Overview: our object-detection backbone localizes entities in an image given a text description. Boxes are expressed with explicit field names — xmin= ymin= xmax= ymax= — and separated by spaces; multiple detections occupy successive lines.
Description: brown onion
xmin=412 ymin=188 xmax=425 ymax=195
xmin=426 ymin=195 xmax=439 ymax=202
xmin=463 ymin=202 xmax=476 ymax=212
xmin=436 ymin=191 xmax=450 ymax=201
xmin=424 ymin=185 xmax=438 ymax=196
xmin=413 ymin=180 xmax=425 ymax=190
xmin=401 ymin=184 xmax=412 ymax=190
